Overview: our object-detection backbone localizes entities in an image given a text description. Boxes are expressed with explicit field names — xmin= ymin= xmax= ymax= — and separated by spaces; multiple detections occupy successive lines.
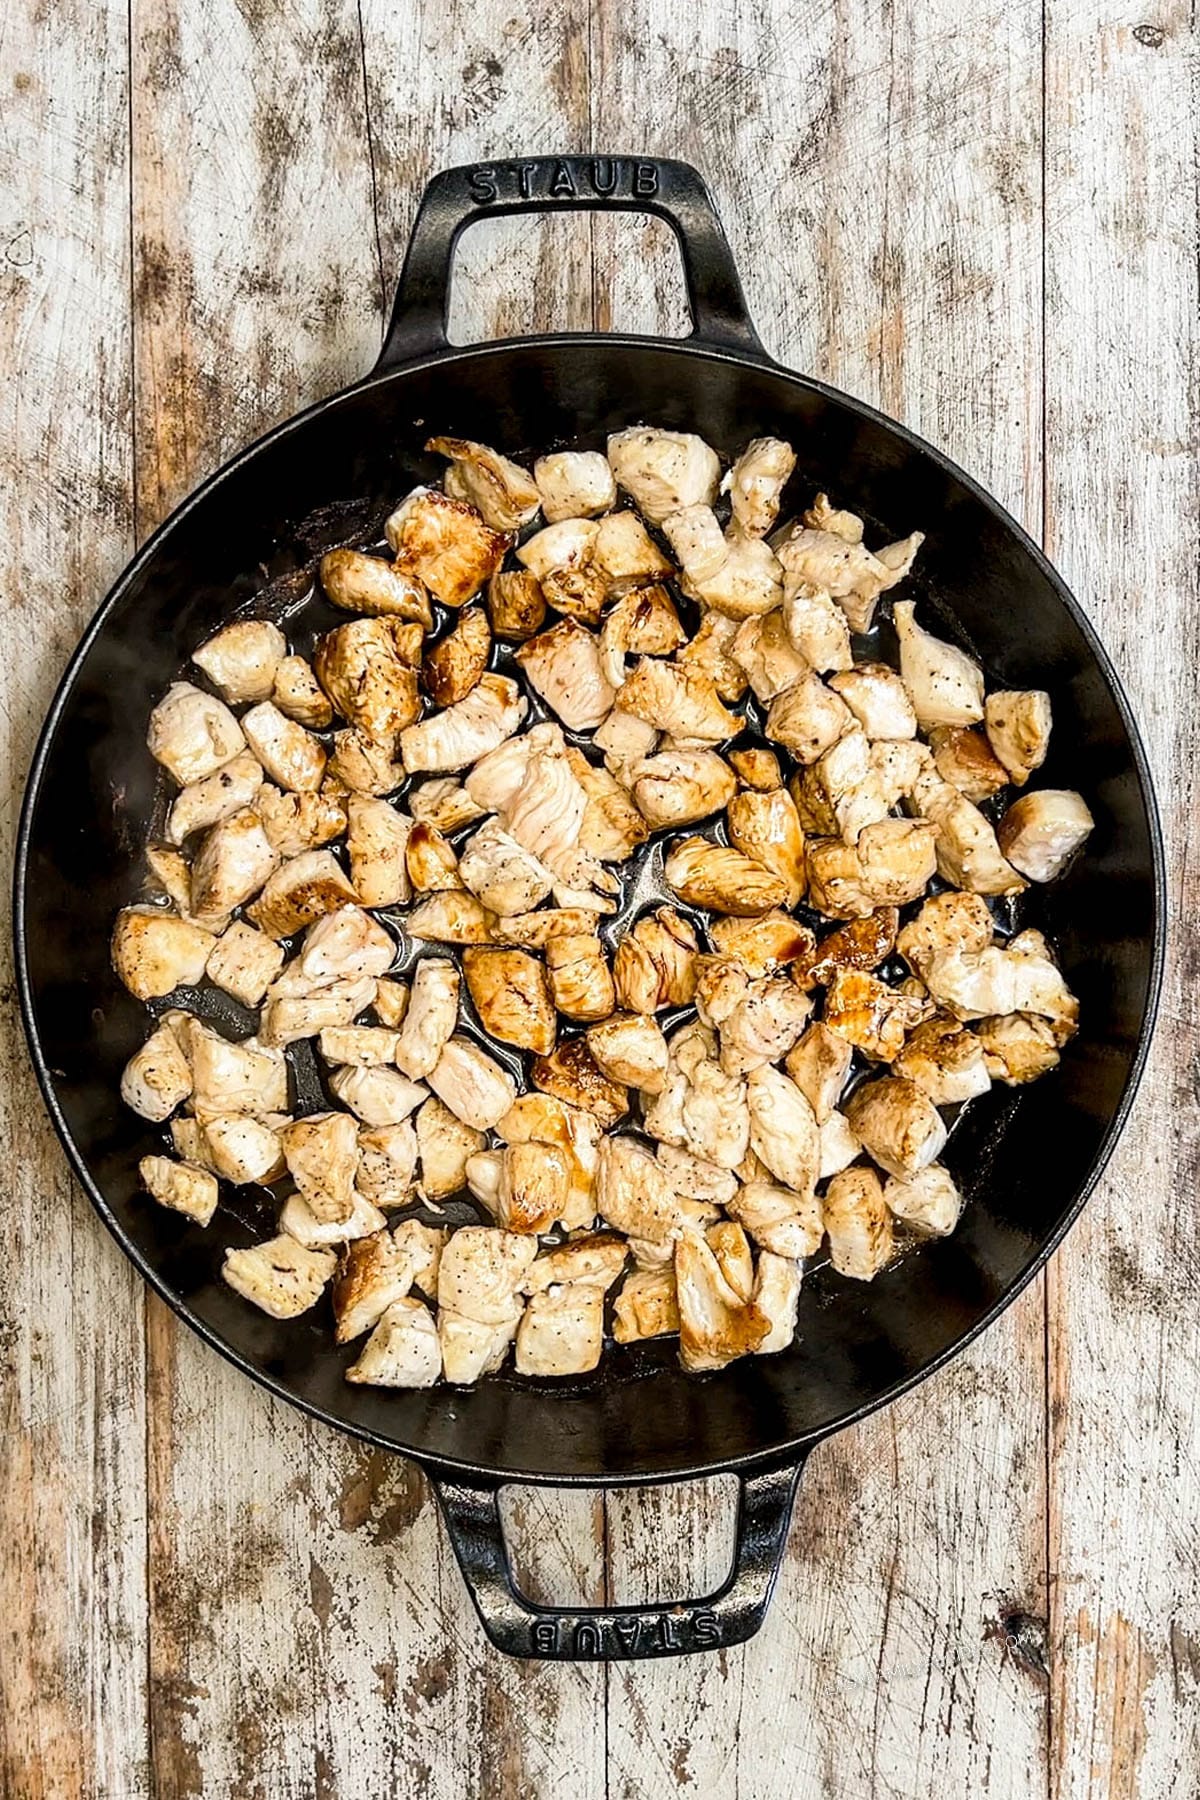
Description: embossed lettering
xmin=655 ymin=1614 xmax=681 ymax=1651
xmin=633 ymin=161 xmax=659 ymax=197
xmin=532 ymin=1620 xmax=558 ymax=1654
xmin=591 ymin=157 xmax=618 ymax=196
xmin=550 ymin=159 xmax=577 ymax=198
xmin=517 ymin=161 xmax=539 ymax=200
xmin=692 ymin=1609 xmax=720 ymax=1647
xmin=469 ymin=165 xmax=498 ymax=204
xmin=613 ymin=1617 xmax=641 ymax=1654
xmin=574 ymin=1622 xmax=601 ymax=1657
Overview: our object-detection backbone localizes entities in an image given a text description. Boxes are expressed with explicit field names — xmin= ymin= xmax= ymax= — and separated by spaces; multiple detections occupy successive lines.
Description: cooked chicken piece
xmin=976 ymin=1011 xmax=1061 ymax=1084
xmin=606 ymin=426 xmax=720 ymax=522
xmin=611 ymin=1264 xmax=680 ymax=1342
xmin=148 ymin=682 xmax=245 ymax=786
xmin=662 ymin=505 xmax=784 ymax=618
xmin=165 ymin=1113 xmax=218 ymax=1175
xmin=590 ymin=711 xmax=658 ymax=788
xmin=427 ymin=434 xmax=540 ymax=531
xmin=400 ymin=672 xmax=526 ymax=774
xmin=404 ymin=820 xmax=462 ymax=894
xmin=594 ymin=511 xmax=674 ymax=594
xmin=438 ymin=1226 xmax=538 ymax=1326
xmin=345 ymin=1295 xmax=442 ymax=1387
xmin=252 ymin=785 xmax=346 ymax=861
xmin=513 ymin=1284 xmax=605 ymax=1378
xmin=828 ymin=662 xmax=917 ymax=740
xmin=400 ymin=785 xmax=476 ymax=844
xmin=203 ymin=921 xmax=285 ymax=1008
xmin=775 ymin=519 xmax=923 ymax=633
xmin=984 ymin=689 xmax=1052 ymax=784
xmin=845 ymin=1076 xmax=947 ymax=1179
xmin=708 ymin=911 xmax=815 ymax=980
xmin=998 ymin=789 xmax=1093 ymax=883
xmin=259 ymin=973 xmax=377 ymax=1047
xmin=461 ymin=947 xmax=555 ymax=1054
xmin=794 ymin=908 xmax=899 ymax=990
xmin=290 ymin=904 xmax=393 ymax=985
xmin=340 ymin=795 xmax=410 ymax=908
xmin=318 ymin=547 xmax=432 ymax=625
xmin=240 ymin=701 xmax=326 ymax=793
xmin=753 ymin=1251 xmax=803 ymax=1354
xmin=823 ymin=970 xmax=930 ymax=1063
xmin=595 ymin=1135 xmax=685 ymax=1244
xmin=727 ymin=612 xmax=808 ymax=705
xmin=618 ymin=657 xmax=740 ymax=746
xmin=626 ymin=748 xmax=734 ymax=833
xmin=613 ymin=906 xmax=699 ymax=1013
xmin=419 ymin=606 xmax=489 ymax=710
xmin=697 ymin=965 xmax=812 ymax=1076
xmin=317 ymin=1025 xmax=401 ymax=1067
xmin=822 ymin=1166 xmax=893 ymax=1280
xmin=187 ymin=809 xmax=278 ymax=919
xmin=463 ymin=728 xmax=534 ymax=812
xmin=909 ymin=769 xmax=1025 ymax=895
xmin=147 ymin=843 xmax=217 ymax=927
xmin=585 ymin=1012 xmax=669 ymax=1094
xmin=427 ymin=1036 xmax=517 ymax=1132
xmin=531 ymin=1037 xmax=628 ymax=1127
xmin=923 ymin=935 xmax=1079 ymax=1039
xmin=437 ymin=1307 xmax=519 ymax=1382
xmin=192 ymin=619 xmax=287 ymax=705
xmin=201 ymin=1113 xmax=287 ymax=1184
xmin=765 ymin=671 xmax=854 ymax=764
xmin=410 ymin=1095 xmax=482 ymax=1200
xmin=277 ymin=1109 xmax=360 ymax=1223
xmin=370 ymin=979 xmax=409 ymax=1030
xmin=674 ymin=1229 xmax=770 ymax=1371
xmin=385 ymin=487 xmax=509 ymax=606
xmin=565 ymin=749 xmax=648 ymax=861
xmin=598 ymin=583 xmax=685 ymax=687
xmin=496 ymin=721 xmax=615 ymax=898
xmin=533 ymin=449 xmax=616 ymax=521
xmin=783 ymin=1021 xmax=853 ymax=1123
xmin=727 ymin=747 xmax=782 ymax=792
xmin=312 ymin=619 xmax=420 ymax=741
xmin=891 ymin=601 xmax=983 ymax=730
xmin=893 ymin=1013 xmax=991 ymax=1103
xmin=487 ymin=568 xmax=546 ymax=643
xmin=661 ymin=1022 xmax=751 ymax=1169
xmin=111 ymin=906 xmax=216 ymax=1001
xmin=675 ymin=610 xmax=749 ymax=702
xmin=182 ymin=1020 xmax=288 ymax=1117
xmin=328 ymin=1066 xmax=427 ymax=1127
xmin=800 ymin=492 xmax=865 ymax=541
xmin=513 ymin=618 xmax=615 ymax=730
xmin=489 ymin=1141 xmax=573 ymax=1234
xmin=331 ymin=1220 xmax=445 ymax=1342
xmin=222 ymin=1234 xmax=335 ymax=1318
xmin=266 ymin=655 xmax=333 ymax=731
xmin=780 ymin=583 xmax=853 ymax=673
xmin=327 ymin=728 xmax=405 ymax=795
xmin=928 ymin=725 xmax=1009 ymax=802
xmin=788 ymin=730 xmax=882 ymax=841
xmin=246 ymin=851 xmax=357 ymax=938
xmin=354 ymin=1121 xmax=419 ymax=1209
xmin=744 ymin=1064 xmax=821 ymax=1199
xmin=407 ymin=891 xmax=496 ymax=945
xmin=139 ymin=1154 xmax=219 ymax=1226
xmin=879 ymin=1168 xmax=962 ymax=1243
xmin=727 ymin=1180 xmax=822 ymax=1258
xmin=855 ymin=818 xmax=941 ymax=906
xmin=726 ymin=788 xmax=806 ymax=908
xmin=802 ymin=837 xmax=874 ymax=918
xmin=650 ymin=1150 xmax=732 ymax=1214
xmin=896 ymin=890 xmax=995 ymax=976
xmin=705 ymin=1220 xmax=756 ymax=1302
xmin=122 ymin=1023 xmax=194 ymax=1122
xmin=663 ymin=836 xmax=788 ymax=916
xmin=544 ymin=933 xmax=616 ymax=1021
xmin=497 ymin=1092 xmax=601 ymax=1230
xmin=166 ymin=751 xmax=265 ymax=846
xmin=491 ymin=909 xmax=597 ymax=950
xmin=818 ymin=1110 xmax=862 ymax=1179
xmin=517 ymin=517 xmax=598 ymax=584
xmin=727 ymin=436 xmax=796 ymax=538
xmin=386 ymin=957 xmax=457 ymax=1080
xmin=524 ymin=1235 xmax=628 ymax=1296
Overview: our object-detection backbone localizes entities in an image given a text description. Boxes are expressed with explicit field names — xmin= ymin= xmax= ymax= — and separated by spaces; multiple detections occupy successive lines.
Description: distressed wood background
xmin=2 ymin=0 xmax=1197 ymax=1794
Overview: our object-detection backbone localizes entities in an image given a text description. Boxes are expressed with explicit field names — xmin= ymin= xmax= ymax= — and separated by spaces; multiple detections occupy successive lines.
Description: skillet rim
xmin=12 ymin=331 xmax=1168 ymax=1487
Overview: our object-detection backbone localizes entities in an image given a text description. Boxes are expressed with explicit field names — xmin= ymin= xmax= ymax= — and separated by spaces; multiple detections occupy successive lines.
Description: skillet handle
xmin=428 ymin=1454 xmax=807 ymax=1660
xmin=376 ymin=155 xmax=767 ymax=370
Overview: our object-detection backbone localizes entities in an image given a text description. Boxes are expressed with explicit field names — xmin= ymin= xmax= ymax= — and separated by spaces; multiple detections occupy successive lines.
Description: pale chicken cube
xmin=169 ymin=1116 xmax=218 ymax=1172
xmin=606 ymin=426 xmax=720 ymax=523
xmin=774 ymin=519 xmax=923 ymax=633
xmin=662 ymin=505 xmax=784 ymax=618
xmin=241 ymin=702 xmax=326 ymax=793
xmin=883 ymin=1165 xmax=963 ymax=1237
xmin=515 ymin=1284 xmax=606 ymax=1377
xmin=829 ymin=662 xmax=918 ymax=739
xmin=371 ymin=979 xmax=409 ymax=1029
xmin=458 ymin=819 xmax=554 ymax=915
xmin=567 ymin=749 xmax=649 ymax=861
xmin=328 ymin=1066 xmax=427 ymax=1127
xmin=332 ymin=1220 xmax=446 ymax=1342
xmin=145 ymin=843 xmax=219 ymax=928
xmin=404 ymin=820 xmax=462 ymax=894
xmin=896 ymin=889 xmax=995 ymax=976
xmin=765 ymin=670 xmax=854 ymax=764
xmin=655 ymin=1144 xmax=739 ymax=1206
xmin=515 ymin=619 xmax=616 ymax=731
xmin=706 ymin=972 xmax=812 ymax=1077
xmin=493 ymin=908 xmax=602 ymax=949
xmin=121 ymin=1022 xmax=194 ymax=1121
xmin=280 ymin=1111 xmax=359 ymax=1223
xmin=892 ymin=601 xmax=984 ymax=730
xmin=593 ymin=511 xmax=673 ymax=595
xmin=596 ymin=1135 xmax=685 ymax=1245
xmin=271 ymin=655 xmax=334 ymax=729
xmin=855 ymin=818 xmax=941 ymax=906
xmin=909 ymin=769 xmax=1025 ymax=895
xmin=386 ymin=487 xmax=509 ymax=606
xmin=148 ymin=682 xmax=245 ymax=786
xmin=928 ymin=725 xmax=1010 ymax=802
xmin=729 ymin=746 xmax=784 ymax=790
xmin=524 ymin=1234 xmax=628 ymax=1294
xmin=279 ymin=1188 xmax=386 ymax=1249
xmin=845 ymin=1076 xmax=947 ymax=1179
xmin=139 ymin=1154 xmax=219 ymax=1226
xmin=781 ymin=584 xmax=853 ymax=674
xmin=407 ymin=891 xmax=496 ymax=945
xmin=325 ymin=728 xmax=403 ymax=797
xmin=346 ymin=1296 xmax=442 ymax=1387
xmin=517 ymin=517 xmax=598 ymax=585
xmin=612 ymin=1265 xmax=680 ymax=1342
xmin=400 ymin=673 xmax=526 ymax=774
xmin=593 ymin=708 xmax=660 ymax=784
xmin=922 ymin=938 xmax=1079 ymax=1037
xmin=612 ymin=907 xmax=699 ymax=1013
xmin=439 ymin=1308 xmax=521 ymax=1383
xmin=709 ymin=910 xmax=816 ymax=978
xmin=167 ymin=751 xmax=265 ymax=845
xmin=727 ymin=1182 xmax=823 ymax=1259
xmin=313 ymin=619 xmax=421 ymax=741
xmin=976 ymin=1012 xmax=1062 ymax=1084
xmin=183 ymin=1020 xmax=289 ymax=1116
xmin=663 ymin=836 xmax=788 ymax=916
xmin=997 ymin=790 xmax=1093 ymax=882
xmin=415 ymin=1095 xmax=485 ymax=1199
xmin=674 ymin=1229 xmax=770 ymax=1371
xmin=192 ymin=620 xmax=287 ymax=704
xmin=673 ymin=1028 xmax=751 ymax=1169
xmin=754 ymin=1252 xmax=803 ymax=1353
xmin=598 ymin=583 xmax=686 ymax=688
xmin=727 ymin=787 xmax=807 ymax=908
xmin=985 ymin=689 xmax=1053 ymax=784
xmin=585 ymin=1012 xmax=670 ymax=1093
xmin=534 ymin=449 xmax=617 ymax=521
xmin=259 ymin=974 xmax=377 ymax=1047
xmin=790 ymin=729 xmax=885 ymax=842
xmin=222 ymin=1235 xmax=336 ymax=1318
xmin=730 ymin=611 xmax=811 ymax=703
xmin=822 ymin=1167 xmax=894 ymax=1280
xmin=746 ymin=1065 xmax=821 ymax=1198
xmin=437 ymin=1226 xmax=538 ymax=1325
xmin=428 ymin=1036 xmax=517 ymax=1132
xmin=727 ymin=436 xmax=796 ymax=538
xmin=818 ymin=1110 xmax=862 ymax=1180
xmin=408 ymin=779 xmax=486 ymax=837
xmin=473 ymin=1141 xmax=573 ymax=1234
xmin=202 ymin=1114 xmax=287 ymax=1185
xmin=318 ymin=548 xmax=432 ymax=625
xmin=617 ymin=657 xmax=741 ymax=745
xmin=111 ymin=906 xmax=217 ymax=1001
xmin=801 ymin=493 xmax=865 ymax=541
xmin=823 ymin=969 xmax=930 ymax=1063
xmin=388 ymin=957 xmax=459 ymax=1078
xmin=630 ymin=749 xmax=737 ymax=830
xmin=783 ymin=1021 xmax=853 ymax=1123
xmin=296 ymin=905 xmax=394 ymax=985
xmin=427 ymin=434 xmax=540 ymax=532
xmin=342 ymin=795 xmax=411 ymax=908
xmin=189 ymin=810 xmax=278 ymax=918
xmin=253 ymin=786 xmax=346 ymax=860
xmin=544 ymin=933 xmax=616 ymax=1022
xmin=675 ymin=609 xmax=748 ymax=702
xmin=464 ymin=728 xmax=535 ymax=812
xmin=894 ymin=1014 xmax=992 ymax=1104
xmin=355 ymin=1121 xmax=419 ymax=1209
xmin=462 ymin=947 xmax=555 ymax=1054
xmin=496 ymin=1092 xmax=603 ymax=1231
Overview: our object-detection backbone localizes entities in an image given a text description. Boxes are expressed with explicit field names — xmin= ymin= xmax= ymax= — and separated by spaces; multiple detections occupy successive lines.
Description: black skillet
xmin=14 ymin=157 xmax=1165 ymax=1660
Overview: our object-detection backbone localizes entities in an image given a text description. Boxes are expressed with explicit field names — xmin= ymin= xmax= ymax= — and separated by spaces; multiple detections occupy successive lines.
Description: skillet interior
xmin=16 ymin=339 xmax=1161 ymax=1483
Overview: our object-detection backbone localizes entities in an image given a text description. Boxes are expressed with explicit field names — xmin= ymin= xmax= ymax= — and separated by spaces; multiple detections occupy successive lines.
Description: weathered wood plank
xmin=0 ymin=2 xmax=149 ymax=1795
xmin=1043 ymin=6 xmax=1200 ymax=1795
xmin=594 ymin=0 xmax=1051 ymax=1793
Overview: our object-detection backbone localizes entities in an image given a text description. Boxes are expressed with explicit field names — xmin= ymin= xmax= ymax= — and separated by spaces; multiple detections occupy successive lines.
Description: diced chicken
xmin=774 ymin=519 xmax=923 ymax=632
xmin=388 ymin=957 xmax=458 ymax=1079
xmin=421 ymin=605 xmax=491 ymax=709
xmin=272 ymin=655 xmax=335 ymax=728
xmin=765 ymin=671 xmax=854 ymax=764
xmin=415 ymin=1095 xmax=485 ymax=1199
xmin=400 ymin=673 xmax=526 ymax=774
xmin=259 ymin=973 xmax=377 ymax=1046
xmin=514 ymin=619 xmax=615 ymax=731
xmin=516 ymin=518 xmax=603 ymax=623
xmin=544 ymin=933 xmax=616 ymax=1021
xmin=246 ymin=852 xmax=358 ymax=938
xmin=727 ymin=436 xmax=796 ymax=538
xmin=675 ymin=610 xmax=749 ymax=702
xmin=328 ymin=1066 xmax=427 ymax=1127
xmin=183 ymin=1020 xmax=288 ymax=1117
xmin=148 ymin=682 xmax=245 ymax=786
xmin=674 ymin=1229 xmax=770 ymax=1371
xmin=488 ymin=1141 xmax=573 ymax=1234
xmin=169 ymin=1115 xmax=218 ymax=1172
xmin=612 ymin=1265 xmax=681 ymax=1342
xmin=800 ymin=493 xmax=865 ymax=541
xmin=618 ymin=657 xmax=741 ymax=746
xmin=709 ymin=910 xmax=815 ymax=979
xmin=112 ymin=905 xmax=217 ymax=1002
xmin=727 ymin=1181 xmax=823 ymax=1259
xmin=612 ymin=907 xmax=699 ymax=1014
xmin=492 ymin=909 xmax=598 ymax=949
xmin=854 ymin=818 xmax=940 ymax=906
xmin=167 ymin=751 xmax=265 ymax=845
xmin=524 ymin=1234 xmax=628 ymax=1294
xmin=427 ymin=1036 xmax=517 ymax=1132
xmin=331 ymin=1220 xmax=445 ymax=1342
xmin=193 ymin=620 xmax=287 ymax=704
xmin=896 ymin=890 xmax=995 ymax=976
xmin=662 ymin=505 xmax=784 ymax=618
xmin=201 ymin=921 xmax=283 ymax=1008
xmin=342 ymin=795 xmax=411 ymax=908
xmin=892 ymin=601 xmax=984 ymax=729
xmin=530 ymin=1038 xmax=628 ymax=1128
xmin=346 ymin=1295 xmax=442 ymax=1387
xmin=139 ymin=1154 xmax=219 ymax=1226
xmin=928 ymin=725 xmax=1010 ymax=802
xmin=241 ymin=701 xmax=326 ymax=793
xmin=592 ymin=708 xmax=660 ymax=785
xmin=754 ymin=1251 xmax=803 ymax=1353
xmin=726 ymin=787 xmax=806 ymax=908
xmin=427 ymin=435 xmax=540 ymax=532
xmin=606 ymin=426 xmax=720 ymax=523
xmin=729 ymin=747 xmax=783 ymax=791
xmin=893 ymin=1014 xmax=991 ymax=1103
xmin=327 ymin=728 xmax=405 ymax=795
xmin=487 ymin=568 xmax=546 ymax=642
xmin=698 ymin=965 xmax=812 ymax=1077
xmin=201 ymin=1114 xmax=287 ymax=1184
xmin=371 ymin=979 xmax=409 ymax=1029
xmin=408 ymin=778 xmax=485 ymax=837
xmin=781 ymin=584 xmax=853 ymax=673
xmin=997 ymin=789 xmax=1093 ymax=882
xmin=794 ymin=908 xmax=899 ymax=989
xmin=386 ymin=487 xmax=510 ymax=606
xmin=909 ymin=769 xmax=1025 ymax=895
xmin=783 ymin=1021 xmax=853 ymax=1123
xmin=922 ymin=937 xmax=1079 ymax=1037
xmin=656 ymin=1144 xmax=739 ymax=1205
xmin=252 ymin=785 xmax=347 ymax=860
xmin=845 ymin=1077 xmax=947 ymax=1179
xmin=984 ymin=689 xmax=1053 ymax=784
xmin=515 ymin=1284 xmax=607 ymax=1377
xmin=438 ymin=1226 xmax=538 ymax=1325
xmin=312 ymin=619 xmax=420 ymax=741
xmin=318 ymin=548 xmax=433 ymax=625
xmin=534 ymin=449 xmax=617 ymax=522
xmin=497 ymin=1092 xmax=603 ymax=1230
xmin=145 ymin=842 xmax=214 ymax=925
xmin=613 ymin=754 xmax=729 ymax=844
xmin=593 ymin=511 xmax=673 ymax=596
xmin=976 ymin=1012 xmax=1062 ymax=1084
xmin=121 ymin=1022 xmax=194 ymax=1122
xmin=823 ymin=969 xmax=930 ymax=1063
xmin=585 ymin=1013 xmax=669 ymax=1093
xmin=280 ymin=1187 xmax=386 ymax=1249
xmin=404 ymin=820 xmax=462 ymax=894
xmin=595 ymin=1135 xmax=685 ymax=1245
xmin=407 ymin=891 xmax=496 ymax=944
xmin=279 ymin=1112 xmax=359 ymax=1223
xmin=462 ymin=947 xmax=555 ymax=1053
xmin=822 ymin=1166 xmax=893 ymax=1279
xmin=189 ymin=809 xmax=279 ymax=918
xmin=222 ymin=1235 xmax=336 ymax=1317
xmin=745 ymin=1065 xmax=821 ymax=1198
xmin=654 ymin=1021 xmax=751 ymax=1170
xmin=355 ymin=1122 xmax=419 ymax=1208
xmin=730 ymin=611 xmax=811 ymax=704
xmin=828 ymin=662 xmax=917 ymax=740
xmin=598 ymin=583 xmax=685 ymax=687
xmin=818 ymin=1110 xmax=862 ymax=1179
xmin=566 ymin=749 xmax=649 ymax=860
xmin=318 ymin=1025 xmax=400 ymax=1067
xmin=663 ymin=836 xmax=788 ymax=915
xmin=883 ymin=1165 xmax=963 ymax=1236
xmin=439 ymin=1309 xmax=520 ymax=1382
xmin=295 ymin=905 xmax=394 ymax=984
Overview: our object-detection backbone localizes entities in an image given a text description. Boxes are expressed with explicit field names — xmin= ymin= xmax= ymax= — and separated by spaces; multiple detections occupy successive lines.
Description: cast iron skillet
xmin=15 ymin=157 xmax=1165 ymax=1661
